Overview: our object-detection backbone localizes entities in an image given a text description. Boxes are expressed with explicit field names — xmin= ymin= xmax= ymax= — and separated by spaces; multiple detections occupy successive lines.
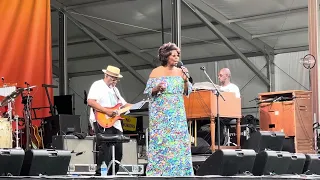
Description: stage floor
xmin=1 ymin=175 xmax=320 ymax=180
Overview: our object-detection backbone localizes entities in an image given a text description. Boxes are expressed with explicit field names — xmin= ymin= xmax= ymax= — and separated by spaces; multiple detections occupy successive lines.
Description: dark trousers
xmin=93 ymin=122 xmax=123 ymax=176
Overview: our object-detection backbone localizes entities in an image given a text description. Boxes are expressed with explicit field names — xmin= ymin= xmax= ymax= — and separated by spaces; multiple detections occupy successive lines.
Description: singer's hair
xmin=158 ymin=42 xmax=180 ymax=66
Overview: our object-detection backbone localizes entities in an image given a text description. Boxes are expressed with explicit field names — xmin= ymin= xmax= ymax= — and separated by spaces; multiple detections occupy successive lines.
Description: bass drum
xmin=0 ymin=118 xmax=12 ymax=148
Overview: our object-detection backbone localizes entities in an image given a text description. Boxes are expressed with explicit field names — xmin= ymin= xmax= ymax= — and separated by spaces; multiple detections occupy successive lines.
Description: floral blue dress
xmin=144 ymin=76 xmax=194 ymax=176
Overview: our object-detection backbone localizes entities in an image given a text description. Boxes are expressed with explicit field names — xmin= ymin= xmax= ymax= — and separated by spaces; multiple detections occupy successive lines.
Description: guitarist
xmin=87 ymin=65 xmax=131 ymax=176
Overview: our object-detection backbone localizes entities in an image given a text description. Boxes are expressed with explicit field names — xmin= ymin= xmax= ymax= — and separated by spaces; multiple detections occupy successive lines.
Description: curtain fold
xmin=0 ymin=0 xmax=52 ymax=128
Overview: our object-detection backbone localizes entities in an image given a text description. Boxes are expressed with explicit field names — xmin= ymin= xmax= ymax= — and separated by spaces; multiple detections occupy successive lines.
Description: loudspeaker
xmin=54 ymin=95 xmax=73 ymax=115
xmin=0 ymin=148 xmax=24 ymax=176
xmin=43 ymin=115 xmax=81 ymax=148
xmin=287 ymin=153 xmax=306 ymax=174
xmin=252 ymin=150 xmax=291 ymax=176
xmin=191 ymin=137 xmax=211 ymax=155
xmin=196 ymin=149 xmax=256 ymax=176
xmin=20 ymin=149 xmax=71 ymax=176
xmin=243 ymin=131 xmax=285 ymax=152
xmin=52 ymin=135 xmax=95 ymax=165
xmin=303 ymin=154 xmax=320 ymax=175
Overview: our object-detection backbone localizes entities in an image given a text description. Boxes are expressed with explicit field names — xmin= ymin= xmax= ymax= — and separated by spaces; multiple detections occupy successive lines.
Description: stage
xmin=1 ymin=175 xmax=320 ymax=180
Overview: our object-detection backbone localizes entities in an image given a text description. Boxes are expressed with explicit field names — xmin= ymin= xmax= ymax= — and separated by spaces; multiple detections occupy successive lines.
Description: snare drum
xmin=0 ymin=118 xmax=12 ymax=148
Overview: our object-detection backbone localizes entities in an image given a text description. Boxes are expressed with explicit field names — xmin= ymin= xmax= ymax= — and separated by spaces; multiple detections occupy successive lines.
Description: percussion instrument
xmin=0 ymin=118 xmax=12 ymax=148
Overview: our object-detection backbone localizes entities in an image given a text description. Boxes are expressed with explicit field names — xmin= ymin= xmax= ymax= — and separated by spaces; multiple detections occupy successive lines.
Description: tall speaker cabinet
xmin=259 ymin=90 xmax=314 ymax=154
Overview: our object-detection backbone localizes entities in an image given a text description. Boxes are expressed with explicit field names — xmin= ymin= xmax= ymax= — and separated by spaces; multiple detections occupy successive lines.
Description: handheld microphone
xmin=84 ymin=90 xmax=88 ymax=105
xmin=177 ymin=61 xmax=190 ymax=79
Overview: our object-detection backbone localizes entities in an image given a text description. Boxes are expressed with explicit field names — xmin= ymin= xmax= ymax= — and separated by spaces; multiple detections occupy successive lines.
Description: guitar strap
xmin=112 ymin=87 xmax=121 ymax=104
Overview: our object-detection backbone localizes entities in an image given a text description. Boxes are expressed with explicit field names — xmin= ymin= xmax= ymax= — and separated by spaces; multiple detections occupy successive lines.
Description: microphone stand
xmin=200 ymin=66 xmax=225 ymax=150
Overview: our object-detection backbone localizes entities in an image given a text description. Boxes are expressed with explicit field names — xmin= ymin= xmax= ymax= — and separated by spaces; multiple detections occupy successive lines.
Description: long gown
xmin=144 ymin=76 xmax=194 ymax=176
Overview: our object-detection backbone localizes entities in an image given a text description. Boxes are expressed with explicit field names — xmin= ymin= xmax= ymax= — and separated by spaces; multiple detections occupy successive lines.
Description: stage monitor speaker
xmin=303 ymin=154 xmax=320 ymax=175
xmin=0 ymin=148 xmax=24 ymax=176
xmin=252 ymin=150 xmax=291 ymax=176
xmin=196 ymin=149 xmax=256 ymax=176
xmin=20 ymin=149 xmax=71 ymax=176
xmin=43 ymin=115 xmax=81 ymax=148
xmin=191 ymin=137 xmax=211 ymax=155
xmin=287 ymin=153 xmax=306 ymax=174
xmin=243 ymin=131 xmax=285 ymax=152
xmin=54 ymin=95 xmax=73 ymax=115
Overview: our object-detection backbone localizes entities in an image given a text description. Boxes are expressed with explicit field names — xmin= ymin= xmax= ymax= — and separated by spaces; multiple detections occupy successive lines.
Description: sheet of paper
xmin=124 ymin=100 xmax=148 ymax=115
xmin=131 ymin=100 xmax=147 ymax=110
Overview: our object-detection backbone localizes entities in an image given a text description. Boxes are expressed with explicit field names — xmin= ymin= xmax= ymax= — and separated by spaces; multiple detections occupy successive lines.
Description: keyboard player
xmin=215 ymin=68 xmax=241 ymax=145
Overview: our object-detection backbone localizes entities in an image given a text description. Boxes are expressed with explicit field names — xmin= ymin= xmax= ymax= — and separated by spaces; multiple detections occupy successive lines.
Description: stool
xmin=96 ymin=133 xmax=132 ymax=176
xmin=223 ymin=119 xmax=237 ymax=146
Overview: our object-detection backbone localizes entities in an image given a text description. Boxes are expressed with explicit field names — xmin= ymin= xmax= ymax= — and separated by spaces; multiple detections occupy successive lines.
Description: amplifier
xmin=122 ymin=138 xmax=138 ymax=164
xmin=43 ymin=115 xmax=81 ymax=148
xmin=52 ymin=135 xmax=95 ymax=165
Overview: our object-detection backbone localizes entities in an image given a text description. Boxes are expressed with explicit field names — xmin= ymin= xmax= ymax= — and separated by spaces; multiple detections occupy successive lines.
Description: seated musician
xmin=87 ymin=65 xmax=131 ymax=176
xmin=216 ymin=68 xmax=240 ymax=145
xmin=217 ymin=68 xmax=240 ymax=98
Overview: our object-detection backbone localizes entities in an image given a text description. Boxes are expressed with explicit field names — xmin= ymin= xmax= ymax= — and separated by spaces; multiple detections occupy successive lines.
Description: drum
xmin=0 ymin=118 xmax=12 ymax=148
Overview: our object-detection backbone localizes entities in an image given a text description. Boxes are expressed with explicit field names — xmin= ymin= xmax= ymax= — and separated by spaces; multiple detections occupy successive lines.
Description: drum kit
xmin=0 ymin=83 xmax=36 ymax=150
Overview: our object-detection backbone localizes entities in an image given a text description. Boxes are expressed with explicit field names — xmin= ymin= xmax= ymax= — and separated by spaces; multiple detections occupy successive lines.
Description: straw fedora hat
xmin=102 ymin=65 xmax=123 ymax=78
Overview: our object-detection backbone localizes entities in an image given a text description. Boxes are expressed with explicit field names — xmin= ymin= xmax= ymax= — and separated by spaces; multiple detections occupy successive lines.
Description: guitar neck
xmin=118 ymin=105 xmax=132 ymax=114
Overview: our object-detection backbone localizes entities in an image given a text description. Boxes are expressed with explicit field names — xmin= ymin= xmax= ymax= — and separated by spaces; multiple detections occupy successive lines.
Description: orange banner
xmin=0 ymin=0 xmax=52 ymax=126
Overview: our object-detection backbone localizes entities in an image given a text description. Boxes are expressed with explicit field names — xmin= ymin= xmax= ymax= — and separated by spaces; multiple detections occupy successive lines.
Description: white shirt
xmin=220 ymin=83 xmax=241 ymax=98
xmin=87 ymin=79 xmax=127 ymax=132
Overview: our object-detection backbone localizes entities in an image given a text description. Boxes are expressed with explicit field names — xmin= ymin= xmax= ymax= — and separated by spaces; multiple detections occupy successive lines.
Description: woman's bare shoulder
xmin=149 ymin=66 xmax=164 ymax=78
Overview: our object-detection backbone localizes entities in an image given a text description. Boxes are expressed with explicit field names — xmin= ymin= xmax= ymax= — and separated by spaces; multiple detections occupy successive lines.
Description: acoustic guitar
xmin=95 ymin=103 xmax=132 ymax=128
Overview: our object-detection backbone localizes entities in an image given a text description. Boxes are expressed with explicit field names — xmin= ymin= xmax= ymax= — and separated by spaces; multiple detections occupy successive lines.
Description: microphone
xmin=71 ymin=150 xmax=85 ymax=156
xmin=84 ymin=90 xmax=88 ymax=105
xmin=177 ymin=61 xmax=190 ymax=79
xmin=200 ymin=66 xmax=205 ymax=70
xmin=76 ymin=151 xmax=85 ymax=156
xmin=273 ymin=96 xmax=282 ymax=102
xmin=249 ymin=97 xmax=259 ymax=102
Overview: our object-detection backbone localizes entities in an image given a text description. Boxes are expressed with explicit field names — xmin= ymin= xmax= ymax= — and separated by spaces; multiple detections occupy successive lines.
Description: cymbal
xmin=0 ymin=86 xmax=36 ymax=107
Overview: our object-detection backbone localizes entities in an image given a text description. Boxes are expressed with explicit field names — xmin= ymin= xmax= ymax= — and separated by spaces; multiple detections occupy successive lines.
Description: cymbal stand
xmin=22 ymin=86 xmax=33 ymax=150
xmin=5 ymin=99 xmax=21 ymax=149
xmin=13 ymin=115 xmax=20 ymax=149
